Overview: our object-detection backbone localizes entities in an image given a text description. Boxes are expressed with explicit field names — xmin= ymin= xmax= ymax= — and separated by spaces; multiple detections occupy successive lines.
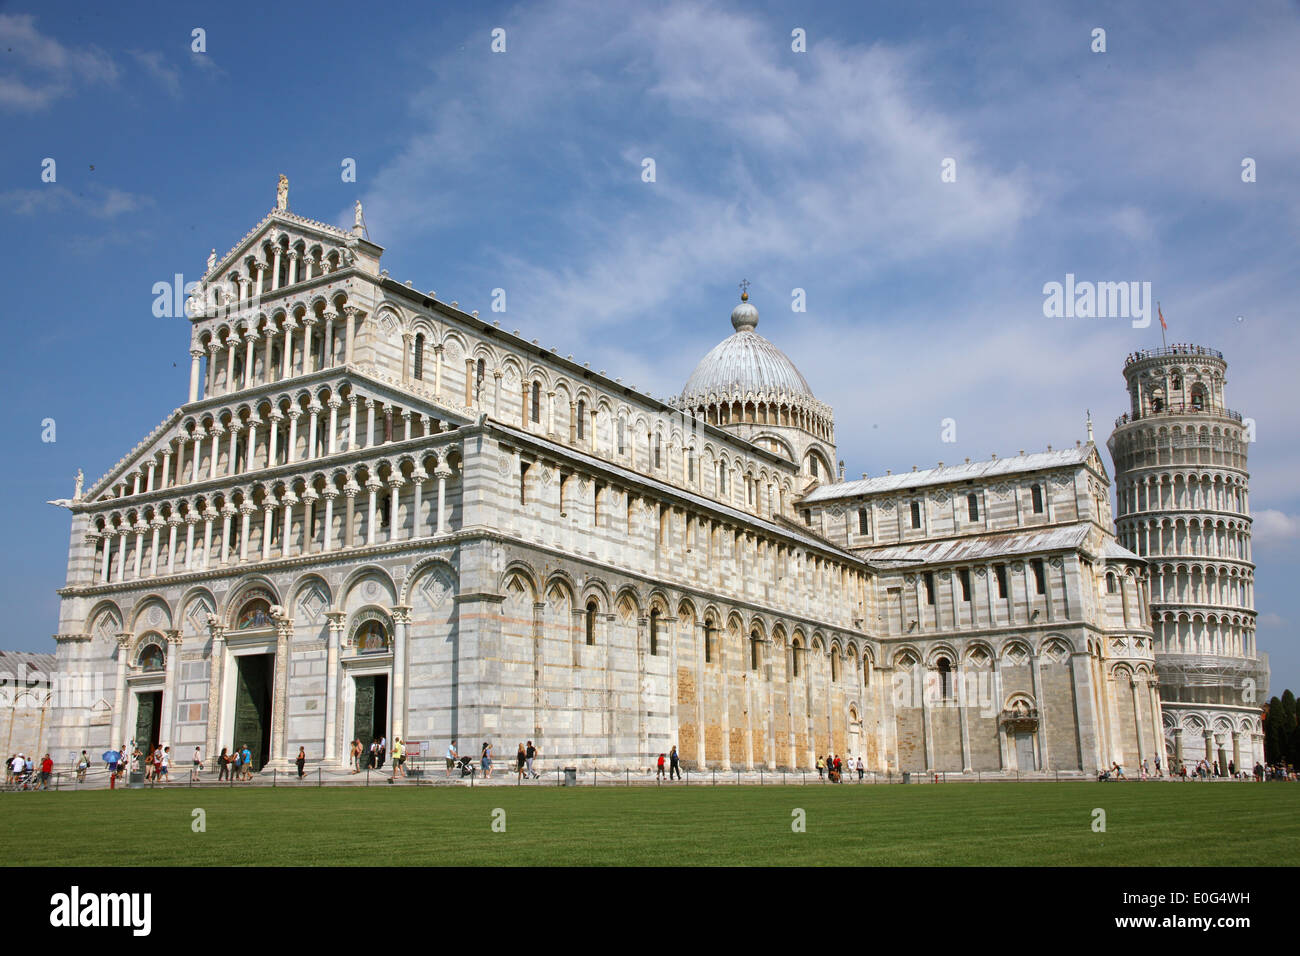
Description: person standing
xmin=218 ymin=748 xmax=229 ymax=782
xmin=191 ymin=746 xmax=203 ymax=783
xmin=38 ymin=754 xmax=53 ymax=790
xmin=377 ymin=736 xmax=387 ymax=771
xmin=481 ymin=741 xmax=493 ymax=778
xmin=240 ymin=745 xmax=252 ymax=780
xmin=159 ymin=747 xmax=171 ymax=783
xmin=669 ymin=746 xmax=681 ymax=780
xmin=816 ymin=755 xmax=825 ymax=780
xmin=656 ymin=753 xmax=666 ymax=780
xmin=446 ymin=740 xmax=458 ymax=778
xmin=856 ymin=756 xmax=864 ymax=781
xmin=296 ymin=746 xmax=306 ymax=779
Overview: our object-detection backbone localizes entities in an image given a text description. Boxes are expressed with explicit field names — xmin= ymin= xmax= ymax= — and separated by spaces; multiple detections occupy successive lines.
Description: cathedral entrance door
xmin=352 ymin=675 xmax=388 ymax=757
xmin=1015 ymin=732 xmax=1036 ymax=771
xmin=233 ymin=655 xmax=274 ymax=772
xmin=135 ymin=691 xmax=162 ymax=750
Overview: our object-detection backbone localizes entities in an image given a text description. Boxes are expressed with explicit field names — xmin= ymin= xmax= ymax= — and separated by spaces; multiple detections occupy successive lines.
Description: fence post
xmin=713 ymin=769 xmax=716 ymax=786
xmin=273 ymin=769 xmax=277 ymax=788
xmin=318 ymin=767 xmax=322 ymax=787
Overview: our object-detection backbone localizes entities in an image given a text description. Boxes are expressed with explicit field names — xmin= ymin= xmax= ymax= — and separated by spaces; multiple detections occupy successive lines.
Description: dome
xmin=680 ymin=295 xmax=814 ymax=403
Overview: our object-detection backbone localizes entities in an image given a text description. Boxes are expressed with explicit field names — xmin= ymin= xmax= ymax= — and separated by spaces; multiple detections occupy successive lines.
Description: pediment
xmin=205 ymin=211 xmax=355 ymax=290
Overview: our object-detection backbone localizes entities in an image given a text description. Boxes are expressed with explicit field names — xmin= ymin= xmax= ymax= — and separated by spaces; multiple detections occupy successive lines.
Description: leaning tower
xmin=1108 ymin=345 xmax=1267 ymax=773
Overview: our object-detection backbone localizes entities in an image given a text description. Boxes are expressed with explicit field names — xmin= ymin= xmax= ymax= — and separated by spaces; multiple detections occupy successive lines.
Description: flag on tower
xmin=1158 ymin=304 xmax=1167 ymax=331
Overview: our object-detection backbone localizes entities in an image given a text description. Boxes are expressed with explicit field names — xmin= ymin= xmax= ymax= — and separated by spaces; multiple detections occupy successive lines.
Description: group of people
xmin=216 ymin=745 xmax=254 ymax=781
xmin=350 ymin=736 xmax=392 ymax=773
xmin=816 ymin=754 xmax=864 ymax=783
xmin=5 ymin=753 xmax=54 ymax=790
xmin=654 ymin=748 xmax=682 ymax=779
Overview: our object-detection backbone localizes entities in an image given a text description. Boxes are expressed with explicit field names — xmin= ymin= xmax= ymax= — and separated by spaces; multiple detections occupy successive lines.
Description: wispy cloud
xmin=0 ymin=13 xmax=118 ymax=111
xmin=0 ymin=185 xmax=152 ymax=219
xmin=129 ymin=50 xmax=182 ymax=99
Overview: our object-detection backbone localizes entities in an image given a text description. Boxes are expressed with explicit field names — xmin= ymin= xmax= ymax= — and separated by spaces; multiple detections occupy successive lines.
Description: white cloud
xmin=1253 ymin=510 xmax=1300 ymax=545
xmin=0 ymin=186 xmax=152 ymax=219
xmin=0 ymin=14 xmax=118 ymax=111
xmin=130 ymin=51 xmax=182 ymax=99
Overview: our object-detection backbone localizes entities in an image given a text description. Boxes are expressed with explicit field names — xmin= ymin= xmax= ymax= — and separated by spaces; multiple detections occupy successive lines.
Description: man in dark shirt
xmin=669 ymin=746 xmax=681 ymax=780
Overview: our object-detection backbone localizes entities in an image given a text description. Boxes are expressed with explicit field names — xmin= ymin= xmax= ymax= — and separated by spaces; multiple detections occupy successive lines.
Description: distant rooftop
xmin=802 ymin=447 xmax=1092 ymax=503
xmin=0 ymin=650 xmax=57 ymax=680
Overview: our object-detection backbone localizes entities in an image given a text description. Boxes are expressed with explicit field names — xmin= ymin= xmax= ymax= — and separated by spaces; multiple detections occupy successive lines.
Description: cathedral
xmin=47 ymin=180 xmax=1204 ymax=777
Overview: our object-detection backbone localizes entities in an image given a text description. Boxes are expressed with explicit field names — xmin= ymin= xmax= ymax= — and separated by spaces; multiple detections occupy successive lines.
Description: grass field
xmin=3 ymin=782 xmax=1296 ymax=866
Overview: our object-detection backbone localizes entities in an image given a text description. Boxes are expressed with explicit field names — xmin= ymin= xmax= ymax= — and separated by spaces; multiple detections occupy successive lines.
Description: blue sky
xmin=3 ymin=0 xmax=1298 ymax=691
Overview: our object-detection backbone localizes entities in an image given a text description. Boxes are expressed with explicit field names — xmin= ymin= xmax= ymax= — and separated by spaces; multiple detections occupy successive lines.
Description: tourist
xmin=1228 ymin=760 xmax=1235 ymax=777
xmin=368 ymin=738 xmax=378 ymax=771
xmin=856 ymin=756 xmax=864 ymax=781
xmin=1141 ymin=759 xmax=1149 ymax=779
xmin=517 ymin=743 xmax=527 ymax=780
xmin=816 ymin=755 xmax=825 ymax=779
xmin=525 ymin=740 xmax=537 ymax=778
xmin=350 ymin=739 xmax=362 ymax=774
xmin=1253 ymin=762 xmax=1264 ymax=782
xmin=481 ymin=741 xmax=493 ymax=778
xmin=160 ymin=747 xmax=172 ymax=783
xmin=1154 ymin=755 xmax=1161 ymax=777
xmin=1111 ymin=761 xmax=1125 ymax=779
xmin=192 ymin=746 xmax=203 ymax=783
xmin=240 ymin=744 xmax=252 ymax=780
xmin=4 ymin=754 xmax=13 ymax=786
xmin=656 ymin=753 xmax=666 ymax=779
xmin=39 ymin=753 xmax=53 ymax=790
xmin=669 ymin=745 xmax=681 ymax=780
xmin=377 ymin=736 xmax=387 ymax=770
xmin=446 ymin=740 xmax=458 ymax=778
xmin=392 ymin=738 xmax=405 ymax=780
xmin=296 ymin=746 xmax=306 ymax=779
xmin=77 ymin=751 xmax=89 ymax=783
xmin=232 ymin=747 xmax=243 ymax=781
xmin=218 ymin=748 xmax=229 ymax=782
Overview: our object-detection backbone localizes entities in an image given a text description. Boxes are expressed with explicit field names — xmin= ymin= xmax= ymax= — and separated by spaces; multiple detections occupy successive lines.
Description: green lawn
xmin=2 ymin=782 xmax=1295 ymax=866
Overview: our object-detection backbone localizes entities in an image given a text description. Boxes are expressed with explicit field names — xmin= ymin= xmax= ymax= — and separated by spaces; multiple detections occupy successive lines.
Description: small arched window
xmin=1031 ymin=483 xmax=1044 ymax=514
xmin=649 ymin=608 xmax=660 ymax=657
xmin=967 ymin=493 xmax=980 ymax=522
xmin=654 ymin=433 xmax=662 ymax=470
xmin=704 ymin=625 xmax=715 ymax=664
xmin=910 ymin=500 xmax=922 ymax=529
xmin=585 ymin=600 xmax=597 ymax=646
xmin=1107 ymin=572 xmax=1118 ymax=594
xmin=750 ymin=630 xmax=761 ymax=671
xmin=137 ymin=641 xmax=165 ymax=672
xmin=414 ymin=333 xmax=425 ymax=380
xmin=937 ymin=657 xmax=952 ymax=699
xmin=475 ymin=358 xmax=486 ymax=393
xmin=831 ymin=648 xmax=840 ymax=682
xmin=530 ymin=381 xmax=541 ymax=423
xmin=577 ymin=400 xmax=586 ymax=440
xmin=857 ymin=508 xmax=869 ymax=535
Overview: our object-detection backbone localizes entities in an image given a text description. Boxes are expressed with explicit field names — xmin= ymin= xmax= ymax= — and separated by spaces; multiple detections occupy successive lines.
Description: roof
xmin=858 ymin=525 xmax=1090 ymax=565
xmin=1100 ymin=539 xmax=1144 ymax=562
xmin=0 ymin=650 xmax=57 ymax=681
xmin=680 ymin=298 xmax=815 ymax=405
xmin=803 ymin=447 xmax=1094 ymax=502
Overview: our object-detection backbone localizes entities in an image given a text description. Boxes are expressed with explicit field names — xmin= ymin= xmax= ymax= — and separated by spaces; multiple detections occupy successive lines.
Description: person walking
xmin=392 ymin=738 xmax=405 ymax=781
xmin=38 ymin=754 xmax=53 ymax=790
xmin=295 ymin=746 xmax=306 ymax=779
xmin=481 ymin=742 xmax=493 ymax=778
xmin=669 ymin=746 xmax=681 ymax=780
xmin=76 ymin=751 xmax=89 ymax=783
xmin=240 ymin=745 xmax=252 ymax=780
xmin=350 ymin=739 xmax=362 ymax=774
xmin=525 ymin=741 xmax=537 ymax=779
xmin=377 ymin=736 xmax=387 ymax=771
xmin=856 ymin=756 xmax=864 ymax=781
xmin=160 ymin=747 xmax=172 ymax=783
xmin=816 ymin=755 xmax=825 ymax=780
xmin=191 ymin=746 xmax=203 ymax=783
xmin=656 ymin=753 xmax=666 ymax=780
xmin=446 ymin=740 xmax=458 ymax=778
xmin=218 ymin=748 xmax=229 ymax=782
xmin=517 ymin=743 xmax=527 ymax=781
